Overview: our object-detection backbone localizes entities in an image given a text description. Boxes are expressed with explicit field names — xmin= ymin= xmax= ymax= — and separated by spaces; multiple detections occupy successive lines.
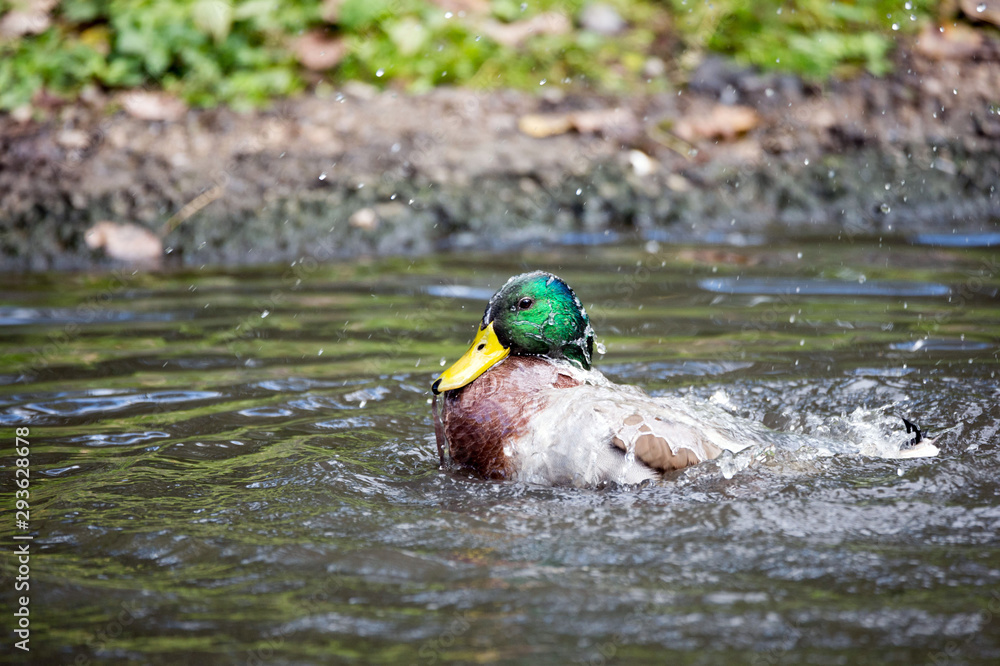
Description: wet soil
xmin=1 ymin=45 xmax=999 ymax=272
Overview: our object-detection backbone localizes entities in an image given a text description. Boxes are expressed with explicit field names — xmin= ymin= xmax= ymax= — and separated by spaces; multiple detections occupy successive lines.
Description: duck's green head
xmin=432 ymin=271 xmax=594 ymax=394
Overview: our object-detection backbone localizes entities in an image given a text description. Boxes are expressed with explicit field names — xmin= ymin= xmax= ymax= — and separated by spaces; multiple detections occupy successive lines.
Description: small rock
xmin=84 ymin=222 xmax=163 ymax=266
xmin=666 ymin=174 xmax=693 ymax=192
xmin=120 ymin=91 xmax=187 ymax=122
xmin=11 ymin=105 xmax=33 ymax=124
xmin=518 ymin=113 xmax=574 ymax=138
xmin=580 ymin=3 xmax=627 ymax=35
xmin=628 ymin=150 xmax=657 ymax=176
xmin=56 ymin=129 xmax=92 ymax=151
xmin=642 ymin=57 xmax=666 ymax=79
xmin=349 ymin=208 xmax=379 ymax=231
xmin=373 ymin=202 xmax=409 ymax=221
xmin=340 ymin=81 xmax=379 ymax=100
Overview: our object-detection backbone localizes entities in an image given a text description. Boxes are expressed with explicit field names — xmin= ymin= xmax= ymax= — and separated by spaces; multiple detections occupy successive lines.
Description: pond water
xmin=2 ymin=236 xmax=999 ymax=664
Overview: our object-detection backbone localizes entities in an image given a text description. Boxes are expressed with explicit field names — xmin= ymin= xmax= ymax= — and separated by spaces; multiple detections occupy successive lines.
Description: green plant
xmin=0 ymin=0 xmax=946 ymax=113
xmin=670 ymin=0 xmax=937 ymax=79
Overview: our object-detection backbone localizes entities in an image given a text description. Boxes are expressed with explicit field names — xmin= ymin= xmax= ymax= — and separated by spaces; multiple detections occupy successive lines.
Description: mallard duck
xmin=431 ymin=271 xmax=936 ymax=487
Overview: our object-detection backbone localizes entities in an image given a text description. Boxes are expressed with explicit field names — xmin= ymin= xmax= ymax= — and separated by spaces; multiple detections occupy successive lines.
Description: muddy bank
xmin=1 ymin=46 xmax=999 ymax=272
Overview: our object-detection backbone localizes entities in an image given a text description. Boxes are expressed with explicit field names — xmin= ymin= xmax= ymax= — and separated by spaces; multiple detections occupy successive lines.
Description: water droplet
xmin=520 ymin=2 xmax=528 ymax=11
xmin=776 ymin=7 xmax=782 ymax=14
xmin=575 ymin=188 xmax=583 ymax=195
xmin=891 ymin=23 xmax=899 ymax=30
xmin=977 ymin=3 xmax=986 ymax=12
xmin=475 ymin=35 xmax=481 ymax=41
xmin=905 ymin=1 xmax=912 ymax=9
xmin=439 ymin=358 xmax=447 ymax=367
xmin=318 ymin=172 xmax=327 ymax=180
xmin=884 ymin=183 xmax=891 ymax=190
xmin=596 ymin=342 xmax=607 ymax=355
xmin=539 ymin=78 xmax=547 ymax=86
xmin=444 ymin=11 xmax=453 ymax=18
xmin=804 ymin=158 xmax=810 ymax=165
xmin=261 ymin=310 xmax=270 ymax=318
xmin=375 ymin=68 xmax=384 ymax=77
xmin=879 ymin=203 xmax=891 ymax=214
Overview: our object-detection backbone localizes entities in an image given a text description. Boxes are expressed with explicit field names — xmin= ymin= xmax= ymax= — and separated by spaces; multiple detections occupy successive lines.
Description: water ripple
xmin=699 ymin=277 xmax=952 ymax=297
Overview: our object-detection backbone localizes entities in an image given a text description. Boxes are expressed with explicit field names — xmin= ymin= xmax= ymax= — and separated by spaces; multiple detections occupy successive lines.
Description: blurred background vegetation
xmin=0 ymin=0 xmax=951 ymax=112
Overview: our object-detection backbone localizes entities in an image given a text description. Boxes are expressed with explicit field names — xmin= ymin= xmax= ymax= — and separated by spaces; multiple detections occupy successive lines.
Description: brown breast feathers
xmin=440 ymin=356 xmax=580 ymax=479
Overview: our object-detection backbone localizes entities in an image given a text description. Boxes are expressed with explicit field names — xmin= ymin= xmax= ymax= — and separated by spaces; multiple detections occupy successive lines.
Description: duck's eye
xmin=517 ymin=297 xmax=534 ymax=310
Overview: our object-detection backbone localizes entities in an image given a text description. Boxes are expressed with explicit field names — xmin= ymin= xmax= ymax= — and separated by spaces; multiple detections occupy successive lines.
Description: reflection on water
xmin=1 ymin=240 xmax=998 ymax=664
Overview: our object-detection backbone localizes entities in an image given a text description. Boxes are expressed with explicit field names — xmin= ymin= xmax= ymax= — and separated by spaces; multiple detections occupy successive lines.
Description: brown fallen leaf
xmin=568 ymin=108 xmax=638 ymax=136
xmin=913 ymin=21 xmax=983 ymax=60
xmin=478 ymin=12 xmax=571 ymax=48
xmin=85 ymin=222 xmax=163 ymax=266
xmin=293 ymin=30 xmax=347 ymax=71
xmin=120 ymin=91 xmax=187 ymax=122
xmin=518 ymin=107 xmax=639 ymax=139
xmin=960 ymin=0 xmax=1000 ymax=28
xmin=673 ymin=104 xmax=759 ymax=143
xmin=0 ymin=0 xmax=58 ymax=38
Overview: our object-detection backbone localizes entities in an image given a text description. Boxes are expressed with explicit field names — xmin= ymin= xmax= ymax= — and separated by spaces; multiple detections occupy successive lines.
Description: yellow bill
xmin=432 ymin=321 xmax=510 ymax=394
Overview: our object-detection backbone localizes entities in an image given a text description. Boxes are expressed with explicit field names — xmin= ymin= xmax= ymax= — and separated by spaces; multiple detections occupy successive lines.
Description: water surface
xmin=2 ymin=238 xmax=999 ymax=664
